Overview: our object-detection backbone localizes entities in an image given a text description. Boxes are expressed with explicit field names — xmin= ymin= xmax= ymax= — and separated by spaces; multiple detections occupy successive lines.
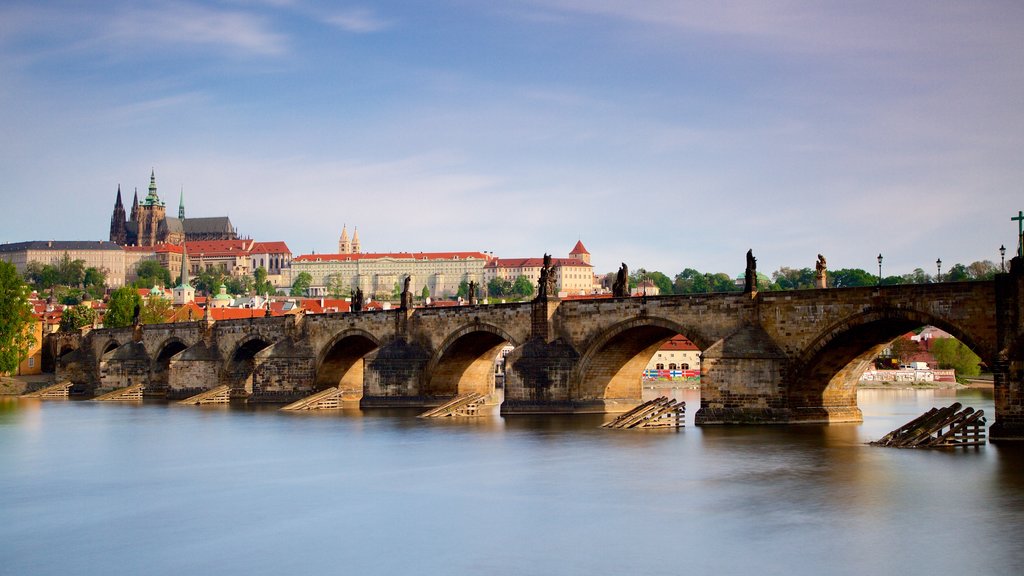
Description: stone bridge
xmin=56 ymin=265 xmax=1024 ymax=438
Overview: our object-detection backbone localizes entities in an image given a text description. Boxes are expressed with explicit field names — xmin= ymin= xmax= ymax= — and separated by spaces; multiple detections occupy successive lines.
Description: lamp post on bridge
xmin=1000 ymin=245 xmax=1006 ymax=273
xmin=936 ymin=258 xmax=942 ymax=283
xmin=877 ymin=254 xmax=883 ymax=286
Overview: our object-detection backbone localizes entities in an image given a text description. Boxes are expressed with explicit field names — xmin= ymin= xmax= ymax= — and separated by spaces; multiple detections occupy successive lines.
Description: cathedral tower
xmin=137 ymin=170 xmax=167 ymax=247
xmin=339 ymin=225 xmax=352 ymax=254
xmin=109 ymin=185 xmax=127 ymax=245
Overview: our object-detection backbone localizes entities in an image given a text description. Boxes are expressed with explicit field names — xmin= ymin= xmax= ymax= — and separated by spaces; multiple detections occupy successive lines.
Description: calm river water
xmin=2 ymin=388 xmax=1022 ymax=576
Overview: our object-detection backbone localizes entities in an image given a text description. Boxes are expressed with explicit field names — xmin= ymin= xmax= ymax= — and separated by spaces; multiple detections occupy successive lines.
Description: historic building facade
xmin=109 ymin=171 xmax=237 ymax=247
xmin=483 ymin=240 xmax=596 ymax=296
xmin=292 ymin=251 xmax=489 ymax=298
xmin=0 ymin=241 xmax=127 ymax=288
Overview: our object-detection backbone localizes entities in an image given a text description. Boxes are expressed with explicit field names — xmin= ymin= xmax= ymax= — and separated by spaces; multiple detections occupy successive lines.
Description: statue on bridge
xmin=352 ymin=287 xmax=364 ymax=312
xmin=815 ymin=254 xmax=827 ymax=289
xmin=400 ymin=276 xmax=413 ymax=310
xmin=468 ymin=281 xmax=478 ymax=305
xmin=612 ymin=263 xmax=629 ymax=297
xmin=537 ymin=254 xmax=557 ymax=300
xmin=744 ymin=250 xmax=757 ymax=293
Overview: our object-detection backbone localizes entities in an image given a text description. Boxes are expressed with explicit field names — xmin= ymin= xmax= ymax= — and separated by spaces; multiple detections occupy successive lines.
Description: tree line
xmin=621 ymin=259 xmax=1000 ymax=295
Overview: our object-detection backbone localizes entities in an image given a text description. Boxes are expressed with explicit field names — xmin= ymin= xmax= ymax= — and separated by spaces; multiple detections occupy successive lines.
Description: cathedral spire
xmin=114 ymin=185 xmax=123 ymax=209
xmin=178 ymin=187 xmax=185 ymax=220
xmin=144 ymin=169 xmax=162 ymax=205
xmin=352 ymin=227 xmax=361 ymax=254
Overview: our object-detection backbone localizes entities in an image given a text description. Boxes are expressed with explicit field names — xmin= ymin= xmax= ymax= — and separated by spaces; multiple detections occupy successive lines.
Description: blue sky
xmin=2 ymin=0 xmax=1022 ymax=277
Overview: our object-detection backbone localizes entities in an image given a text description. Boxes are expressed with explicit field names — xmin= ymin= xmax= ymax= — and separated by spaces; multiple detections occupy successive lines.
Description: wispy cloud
xmin=108 ymin=2 xmax=288 ymax=56
xmin=323 ymin=8 xmax=391 ymax=33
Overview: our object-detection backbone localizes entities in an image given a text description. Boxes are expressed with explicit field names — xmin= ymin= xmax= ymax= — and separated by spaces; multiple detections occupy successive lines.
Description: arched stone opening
xmin=424 ymin=325 xmax=515 ymax=399
xmin=151 ymin=339 xmax=189 ymax=394
xmin=315 ymin=332 xmax=380 ymax=401
xmin=573 ymin=317 xmax=706 ymax=404
xmin=225 ymin=338 xmax=272 ymax=396
xmin=789 ymin=308 xmax=986 ymax=422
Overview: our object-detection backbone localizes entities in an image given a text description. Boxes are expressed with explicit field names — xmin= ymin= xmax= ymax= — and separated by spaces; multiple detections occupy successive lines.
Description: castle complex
xmin=109 ymin=171 xmax=237 ymax=247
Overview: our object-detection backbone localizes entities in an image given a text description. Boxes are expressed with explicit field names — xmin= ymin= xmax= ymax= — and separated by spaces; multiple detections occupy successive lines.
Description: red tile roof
xmin=660 ymin=335 xmax=699 ymax=351
xmin=250 ymin=241 xmax=291 ymax=255
xmin=294 ymin=251 xmax=489 ymax=262
xmin=570 ymin=240 xmax=589 ymax=255
xmin=185 ymin=239 xmax=254 ymax=257
xmin=484 ymin=257 xmax=591 ymax=269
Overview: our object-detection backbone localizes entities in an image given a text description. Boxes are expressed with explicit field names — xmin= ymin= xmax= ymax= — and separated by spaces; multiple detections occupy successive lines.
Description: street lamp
xmin=936 ymin=258 xmax=942 ymax=283
xmin=1001 ymin=245 xmax=1006 ymax=272
xmin=877 ymin=254 xmax=883 ymax=286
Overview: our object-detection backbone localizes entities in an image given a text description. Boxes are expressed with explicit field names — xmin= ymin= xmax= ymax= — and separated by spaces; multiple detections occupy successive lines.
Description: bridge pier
xmin=249 ymin=340 xmax=316 ymax=403
xmin=361 ymin=339 xmax=432 ymax=407
xmin=694 ymin=325 xmax=795 ymax=424
xmin=167 ymin=342 xmax=221 ymax=400
xmin=990 ymin=261 xmax=1024 ymax=440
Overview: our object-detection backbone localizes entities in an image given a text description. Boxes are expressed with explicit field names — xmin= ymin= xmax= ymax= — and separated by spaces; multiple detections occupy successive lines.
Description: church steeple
xmin=352 ymin=227 xmax=361 ymax=254
xmin=109 ymin=185 xmax=127 ymax=245
xmin=339 ymin=224 xmax=352 ymax=254
xmin=144 ymin=169 xmax=163 ymax=206
xmin=131 ymin=188 xmax=139 ymax=221
xmin=178 ymin=187 xmax=185 ymax=220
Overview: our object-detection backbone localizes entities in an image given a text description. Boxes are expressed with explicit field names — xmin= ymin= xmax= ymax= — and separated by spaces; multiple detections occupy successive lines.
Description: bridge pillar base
xmin=694 ymin=407 xmax=791 ymax=425
xmin=501 ymin=398 xmax=640 ymax=415
xmin=989 ymin=420 xmax=1024 ymax=441
xmin=786 ymin=406 xmax=863 ymax=424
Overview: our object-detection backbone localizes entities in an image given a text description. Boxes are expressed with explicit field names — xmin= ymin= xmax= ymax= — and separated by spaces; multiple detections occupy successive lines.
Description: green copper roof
xmin=143 ymin=169 xmax=164 ymax=207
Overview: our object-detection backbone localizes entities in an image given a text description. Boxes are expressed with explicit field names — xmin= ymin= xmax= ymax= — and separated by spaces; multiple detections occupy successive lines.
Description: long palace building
xmin=292 ymin=230 xmax=596 ymax=299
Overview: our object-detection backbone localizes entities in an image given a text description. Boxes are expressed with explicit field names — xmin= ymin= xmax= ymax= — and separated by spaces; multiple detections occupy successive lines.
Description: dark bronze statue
xmin=400 ymin=276 xmax=413 ymax=310
xmin=744 ymin=249 xmax=757 ymax=293
xmin=612 ymin=262 xmax=629 ymax=297
xmin=352 ymin=287 xmax=364 ymax=312
xmin=468 ymin=281 xmax=478 ymax=305
xmin=537 ymin=253 xmax=556 ymax=299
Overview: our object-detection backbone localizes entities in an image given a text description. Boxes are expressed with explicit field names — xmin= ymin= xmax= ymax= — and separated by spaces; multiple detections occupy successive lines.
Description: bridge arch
xmin=314 ymin=329 xmax=382 ymax=399
xmin=788 ymin=306 xmax=990 ymax=417
xmin=223 ymin=336 xmax=273 ymax=396
xmin=151 ymin=338 xmax=190 ymax=394
xmin=571 ymin=316 xmax=710 ymax=401
xmin=423 ymin=323 xmax=520 ymax=398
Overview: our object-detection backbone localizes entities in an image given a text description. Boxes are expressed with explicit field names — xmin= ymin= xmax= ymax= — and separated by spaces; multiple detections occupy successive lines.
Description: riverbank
xmin=0 ymin=374 xmax=55 ymax=396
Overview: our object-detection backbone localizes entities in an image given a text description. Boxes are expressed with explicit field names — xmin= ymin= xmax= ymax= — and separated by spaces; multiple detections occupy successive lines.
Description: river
xmin=1 ymin=388 xmax=1022 ymax=575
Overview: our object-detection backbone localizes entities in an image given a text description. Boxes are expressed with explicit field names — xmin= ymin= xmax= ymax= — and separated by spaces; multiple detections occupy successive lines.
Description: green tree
xmin=290 ymin=272 xmax=312 ymax=297
xmin=901 ymin=268 xmax=930 ymax=284
xmin=967 ymin=260 xmax=997 ymax=280
xmin=930 ymin=337 xmax=982 ymax=379
xmin=59 ymin=304 xmax=97 ymax=332
xmin=511 ymin=275 xmax=534 ymax=299
xmin=193 ymin=268 xmax=226 ymax=295
xmin=253 ymin=267 xmax=275 ymax=296
xmin=83 ymin=267 xmax=107 ymax=299
xmin=647 ymin=271 xmax=673 ymax=295
xmin=0 ymin=261 xmax=36 ymax=374
xmin=829 ymin=268 xmax=875 ymax=288
xmin=488 ymin=277 xmax=511 ymax=297
xmin=105 ymin=286 xmax=142 ymax=328
xmin=772 ymin=267 xmax=816 ymax=290
xmin=421 ymin=285 xmax=430 ymax=301
xmin=456 ymin=280 xmax=469 ymax=299
xmin=55 ymin=252 xmax=85 ymax=287
xmin=140 ymin=296 xmax=173 ymax=325
xmin=327 ymin=275 xmax=351 ymax=299
xmin=134 ymin=260 xmax=171 ymax=288
xmin=945 ymin=263 xmax=970 ymax=282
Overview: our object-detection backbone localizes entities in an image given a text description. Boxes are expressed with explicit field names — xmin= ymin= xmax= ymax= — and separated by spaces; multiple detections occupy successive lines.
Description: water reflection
xmin=0 ymin=388 xmax=1019 ymax=576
